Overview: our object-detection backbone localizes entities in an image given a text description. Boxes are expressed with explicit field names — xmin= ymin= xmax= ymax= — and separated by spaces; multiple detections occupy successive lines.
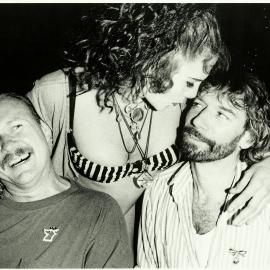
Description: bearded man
xmin=137 ymin=71 xmax=270 ymax=268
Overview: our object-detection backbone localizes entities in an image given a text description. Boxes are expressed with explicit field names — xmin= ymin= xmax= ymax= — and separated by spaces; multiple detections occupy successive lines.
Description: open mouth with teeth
xmin=9 ymin=153 xmax=31 ymax=168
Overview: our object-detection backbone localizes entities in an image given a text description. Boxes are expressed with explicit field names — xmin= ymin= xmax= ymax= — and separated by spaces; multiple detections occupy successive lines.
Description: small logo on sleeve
xmin=43 ymin=226 xmax=59 ymax=242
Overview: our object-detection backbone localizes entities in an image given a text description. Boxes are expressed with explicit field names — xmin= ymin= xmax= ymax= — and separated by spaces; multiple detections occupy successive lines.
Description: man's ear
xmin=239 ymin=130 xmax=254 ymax=150
xmin=40 ymin=121 xmax=53 ymax=152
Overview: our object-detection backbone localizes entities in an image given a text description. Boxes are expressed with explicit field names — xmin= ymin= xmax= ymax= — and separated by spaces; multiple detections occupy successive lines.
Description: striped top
xmin=67 ymin=131 xmax=179 ymax=183
xmin=137 ymin=161 xmax=270 ymax=268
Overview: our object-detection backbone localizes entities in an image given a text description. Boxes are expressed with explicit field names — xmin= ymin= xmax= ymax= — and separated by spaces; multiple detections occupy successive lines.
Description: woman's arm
xmin=227 ymin=156 xmax=270 ymax=225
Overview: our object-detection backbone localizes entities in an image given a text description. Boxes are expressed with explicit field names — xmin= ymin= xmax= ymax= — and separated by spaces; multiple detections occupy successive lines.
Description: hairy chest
xmin=192 ymin=197 xmax=223 ymax=235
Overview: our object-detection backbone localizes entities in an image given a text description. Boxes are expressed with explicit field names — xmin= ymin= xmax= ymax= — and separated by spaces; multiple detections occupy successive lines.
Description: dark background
xmin=0 ymin=3 xmax=269 ymax=94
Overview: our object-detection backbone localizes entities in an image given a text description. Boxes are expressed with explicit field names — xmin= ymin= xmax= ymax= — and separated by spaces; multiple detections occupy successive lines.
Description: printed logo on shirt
xmin=43 ymin=226 xmax=59 ymax=242
xmin=229 ymin=248 xmax=247 ymax=264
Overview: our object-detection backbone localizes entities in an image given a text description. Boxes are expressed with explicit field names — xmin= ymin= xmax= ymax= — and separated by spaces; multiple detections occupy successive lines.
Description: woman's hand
xmin=227 ymin=157 xmax=270 ymax=225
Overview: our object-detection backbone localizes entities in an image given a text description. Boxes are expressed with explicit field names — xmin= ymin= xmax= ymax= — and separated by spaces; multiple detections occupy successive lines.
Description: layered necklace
xmin=113 ymin=94 xmax=154 ymax=187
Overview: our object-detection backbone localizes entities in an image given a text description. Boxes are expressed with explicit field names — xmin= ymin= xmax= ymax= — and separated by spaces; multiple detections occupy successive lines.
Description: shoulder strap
xmin=68 ymin=73 xmax=77 ymax=131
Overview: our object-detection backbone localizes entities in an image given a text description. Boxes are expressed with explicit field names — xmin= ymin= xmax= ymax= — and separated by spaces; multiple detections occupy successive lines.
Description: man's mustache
xmin=1 ymin=147 xmax=32 ymax=169
xmin=182 ymin=126 xmax=215 ymax=149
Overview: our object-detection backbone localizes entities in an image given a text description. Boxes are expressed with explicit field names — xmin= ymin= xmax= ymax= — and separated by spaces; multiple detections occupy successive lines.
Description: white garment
xmin=137 ymin=161 xmax=270 ymax=268
xmin=194 ymin=229 xmax=215 ymax=267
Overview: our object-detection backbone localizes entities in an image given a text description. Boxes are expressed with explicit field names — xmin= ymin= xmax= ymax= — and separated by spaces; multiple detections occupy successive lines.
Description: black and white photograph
xmin=0 ymin=2 xmax=270 ymax=268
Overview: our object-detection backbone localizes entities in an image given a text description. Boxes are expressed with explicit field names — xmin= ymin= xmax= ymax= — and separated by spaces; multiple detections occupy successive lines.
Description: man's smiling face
xmin=0 ymin=97 xmax=51 ymax=189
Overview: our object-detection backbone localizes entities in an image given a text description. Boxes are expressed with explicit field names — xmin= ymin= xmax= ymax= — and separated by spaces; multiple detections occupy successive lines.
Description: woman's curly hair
xmin=199 ymin=71 xmax=270 ymax=165
xmin=64 ymin=3 xmax=229 ymax=109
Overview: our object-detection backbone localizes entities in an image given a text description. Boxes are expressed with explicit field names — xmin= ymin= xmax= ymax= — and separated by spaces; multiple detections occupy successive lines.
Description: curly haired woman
xmin=27 ymin=3 xmax=270 ymax=253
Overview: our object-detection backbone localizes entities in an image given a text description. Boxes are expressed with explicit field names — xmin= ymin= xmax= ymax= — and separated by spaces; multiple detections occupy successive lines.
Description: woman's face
xmin=144 ymin=51 xmax=217 ymax=111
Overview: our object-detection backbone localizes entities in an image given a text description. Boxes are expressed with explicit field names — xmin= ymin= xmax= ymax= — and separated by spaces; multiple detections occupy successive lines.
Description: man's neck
xmin=191 ymin=153 xmax=240 ymax=234
xmin=4 ymin=169 xmax=71 ymax=202
xmin=191 ymin=152 xmax=240 ymax=202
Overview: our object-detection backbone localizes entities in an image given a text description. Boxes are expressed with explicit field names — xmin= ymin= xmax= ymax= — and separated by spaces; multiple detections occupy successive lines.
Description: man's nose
xmin=0 ymin=136 xmax=17 ymax=153
xmin=190 ymin=110 xmax=208 ymax=130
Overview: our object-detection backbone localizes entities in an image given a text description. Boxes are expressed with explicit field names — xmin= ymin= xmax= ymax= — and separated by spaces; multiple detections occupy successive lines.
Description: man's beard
xmin=179 ymin=126 xmax=243 ymax=162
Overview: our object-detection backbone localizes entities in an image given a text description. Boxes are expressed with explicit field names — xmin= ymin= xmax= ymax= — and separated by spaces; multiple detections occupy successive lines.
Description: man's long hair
xmin=199 ymin=71 xmax=270 ymax=165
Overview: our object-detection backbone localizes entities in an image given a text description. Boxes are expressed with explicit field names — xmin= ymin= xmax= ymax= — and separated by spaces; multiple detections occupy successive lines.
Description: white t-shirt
xmin=194 ymin=228 xmax=216 ymax=267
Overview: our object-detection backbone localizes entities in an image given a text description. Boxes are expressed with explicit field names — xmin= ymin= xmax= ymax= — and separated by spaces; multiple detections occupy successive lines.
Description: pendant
xmin=134 ymin=162 xmax=158 ymax=188
xmin=124 ymin=103 xmax=147 ymax=123
xmin=130 ymin=107 xmax=144 ymax=122
xmin=134 ymin=171 xmax=159 ymax=188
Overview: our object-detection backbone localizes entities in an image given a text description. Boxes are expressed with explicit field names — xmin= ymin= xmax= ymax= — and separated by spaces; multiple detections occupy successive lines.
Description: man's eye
xmin=13 ymin=124 xmax=22 ymax=130
xmin=186 ymin=81 xmax=194 ymax=88
xmin=217 ymin=112 xmax=228 ymax=119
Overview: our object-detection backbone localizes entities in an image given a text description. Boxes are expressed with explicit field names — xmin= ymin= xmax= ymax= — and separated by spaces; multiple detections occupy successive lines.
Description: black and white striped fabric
xmin=67 ymin=132 xmax=179 ymax=183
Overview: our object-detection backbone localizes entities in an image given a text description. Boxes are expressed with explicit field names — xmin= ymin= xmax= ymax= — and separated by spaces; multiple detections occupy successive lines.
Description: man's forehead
xmin=0 ymin=98 xmax=33 ymax=120
xmin=198 ymin=89 xmax=246 ymax=115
